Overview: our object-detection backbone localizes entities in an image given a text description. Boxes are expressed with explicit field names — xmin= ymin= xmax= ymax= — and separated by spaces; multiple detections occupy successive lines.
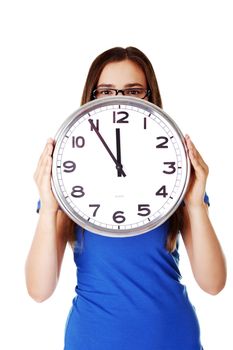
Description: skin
xmin=25 ymin=59 xmax=227 ymax=302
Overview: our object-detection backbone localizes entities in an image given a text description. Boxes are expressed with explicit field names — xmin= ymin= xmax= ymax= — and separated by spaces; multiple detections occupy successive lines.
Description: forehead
xmin=97 ymin=59 xmax=147 ymax=87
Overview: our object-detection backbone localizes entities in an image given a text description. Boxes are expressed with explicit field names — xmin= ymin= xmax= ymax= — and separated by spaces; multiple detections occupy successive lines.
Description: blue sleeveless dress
xmin=63 ymin=196 xmax=209 ymax=350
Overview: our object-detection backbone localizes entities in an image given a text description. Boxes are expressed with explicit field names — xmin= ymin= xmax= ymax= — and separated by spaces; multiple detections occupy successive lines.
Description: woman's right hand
xmin=33 ymin=138 xmax=59 ymax=212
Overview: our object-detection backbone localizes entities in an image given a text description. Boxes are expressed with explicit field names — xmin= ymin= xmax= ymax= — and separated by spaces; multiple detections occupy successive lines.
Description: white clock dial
xmin=52 ymin=97 xmax=190 ymax=237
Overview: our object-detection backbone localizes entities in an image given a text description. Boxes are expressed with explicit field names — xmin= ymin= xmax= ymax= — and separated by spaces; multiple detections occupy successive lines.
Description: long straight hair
xmin=67 ymin=47 xmax=183 ymax=252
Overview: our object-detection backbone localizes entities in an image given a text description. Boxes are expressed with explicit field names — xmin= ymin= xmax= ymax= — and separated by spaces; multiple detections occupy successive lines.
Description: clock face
xmin=52 ymin=97 xmax=190 ymax=237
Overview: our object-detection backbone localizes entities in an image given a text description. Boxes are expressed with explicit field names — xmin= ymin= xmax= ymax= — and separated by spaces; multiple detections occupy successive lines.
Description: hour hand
xmin=88 ymin=119 xmax=126 ymax=177
xmin=116 ymin=128 xmax=124 ymax=177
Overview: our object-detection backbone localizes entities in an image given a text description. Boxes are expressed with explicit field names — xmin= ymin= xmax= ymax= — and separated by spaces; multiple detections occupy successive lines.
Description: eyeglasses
xmin=92 ymin=88 xmax=151 ymax=99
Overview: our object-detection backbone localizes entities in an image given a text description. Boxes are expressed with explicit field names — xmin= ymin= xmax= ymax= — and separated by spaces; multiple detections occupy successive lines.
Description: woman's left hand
xmin=184 ymin=135 xmax=209 ymax=207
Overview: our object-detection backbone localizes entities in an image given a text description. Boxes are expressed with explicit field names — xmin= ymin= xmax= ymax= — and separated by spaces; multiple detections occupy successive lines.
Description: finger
xmin=38 ymin=138 xmax=54 ymax=162
xmin=34 ymin=139 xmax=54 ymax=183
xmin=36 ymin=153 xmax=53 ymax=190
xmin=185 ymin=134 xmax=198 ymax=156
xmin=34 ymin=139 xmax=54 ymax=178
xmin=185 ymin=135 xmax=209 ymax=177
xmin=185 ymin=135 xmax=207 ymax=168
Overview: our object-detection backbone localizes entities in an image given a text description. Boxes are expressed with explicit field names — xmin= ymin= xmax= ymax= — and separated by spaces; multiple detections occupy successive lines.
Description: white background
xmin=0 ymin=0 xmax=232 ymax=349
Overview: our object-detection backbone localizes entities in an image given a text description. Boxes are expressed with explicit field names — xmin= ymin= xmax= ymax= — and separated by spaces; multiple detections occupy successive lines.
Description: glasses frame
xmin=92 ymin=88 xmax=151 ymax=100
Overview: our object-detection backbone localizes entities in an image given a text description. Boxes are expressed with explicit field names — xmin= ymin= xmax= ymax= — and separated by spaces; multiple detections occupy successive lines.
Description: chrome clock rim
xmin=51 ymin=97 xmax=190 ymax=237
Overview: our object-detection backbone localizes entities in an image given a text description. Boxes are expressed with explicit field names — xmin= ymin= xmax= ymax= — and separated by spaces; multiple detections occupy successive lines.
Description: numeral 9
xmin=63 ymin=161 xmax=76 ymax=173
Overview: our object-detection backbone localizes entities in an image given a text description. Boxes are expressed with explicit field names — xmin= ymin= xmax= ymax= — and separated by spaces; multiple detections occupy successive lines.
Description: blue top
xmin=63 ymin=195 xmax=209 ymax=350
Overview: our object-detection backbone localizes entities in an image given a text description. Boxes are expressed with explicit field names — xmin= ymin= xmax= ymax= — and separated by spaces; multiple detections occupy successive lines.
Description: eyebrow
xmin=125 ymin=83 xmax=144 ymax=88
xmin=97 ymin=83 xmax=144 ymax=88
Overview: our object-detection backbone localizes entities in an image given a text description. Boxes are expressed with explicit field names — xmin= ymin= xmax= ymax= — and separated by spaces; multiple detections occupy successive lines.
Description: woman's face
xmin=96 ymin=59 xmax=148 ymax=99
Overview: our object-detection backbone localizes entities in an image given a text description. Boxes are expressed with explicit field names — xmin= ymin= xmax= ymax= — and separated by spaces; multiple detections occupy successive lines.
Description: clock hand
xmin=116 ymin=128 xmax=123 ymax=177
xmin=88 ymin=119 xmax=126 ymax=177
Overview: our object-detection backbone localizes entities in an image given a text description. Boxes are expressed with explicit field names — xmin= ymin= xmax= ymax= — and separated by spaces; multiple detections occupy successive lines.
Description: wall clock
xmin=51 ymin=97 xmax=190 ymax=237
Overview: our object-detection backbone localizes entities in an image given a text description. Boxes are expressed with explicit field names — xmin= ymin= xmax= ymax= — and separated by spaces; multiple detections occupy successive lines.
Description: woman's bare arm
xmin=181 ymin=135 xmax=227 ymax=295
xmin=25 ymin=209 xmax=69 ymax=302
xmin=25 ymin=139 xmax=70 ymax=302
xmin=182 ymin=204 xmax=227 ymax=295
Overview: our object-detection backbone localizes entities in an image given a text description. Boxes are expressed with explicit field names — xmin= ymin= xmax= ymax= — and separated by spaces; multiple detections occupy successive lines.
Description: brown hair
xmin=67 ymin=46 xmax=183 ymax=252
xmin=81 ymin=46 xmax=162 ymax=107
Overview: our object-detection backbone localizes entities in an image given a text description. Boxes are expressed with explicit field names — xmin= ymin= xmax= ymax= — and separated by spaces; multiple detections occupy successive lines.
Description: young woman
xmin=25 ymin=47 xmax=227 ymax=349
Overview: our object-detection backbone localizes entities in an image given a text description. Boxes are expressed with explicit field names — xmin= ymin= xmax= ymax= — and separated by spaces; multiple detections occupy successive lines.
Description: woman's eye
xmin=127 ymin=89 xmax=139 ymax=95
xmin=101 ymin=90 xmax=113 ymax=95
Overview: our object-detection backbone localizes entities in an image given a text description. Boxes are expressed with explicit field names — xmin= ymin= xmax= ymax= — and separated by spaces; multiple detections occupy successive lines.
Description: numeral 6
xmin=113 ymin=211 xmax=126 ymax=223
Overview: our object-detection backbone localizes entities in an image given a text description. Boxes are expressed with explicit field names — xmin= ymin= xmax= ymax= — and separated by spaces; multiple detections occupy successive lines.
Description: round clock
xmin=51 ymin=96 xmax=190 ymax=237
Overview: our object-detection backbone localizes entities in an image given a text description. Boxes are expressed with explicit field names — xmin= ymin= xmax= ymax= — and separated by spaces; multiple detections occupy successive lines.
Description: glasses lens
xmin=93 ymin=88 xmax=150 ymax=99
xmin=94 ymin=89 xmax=116 ymax=98
xmin=124 ymin=88 xmax=147 ymax=98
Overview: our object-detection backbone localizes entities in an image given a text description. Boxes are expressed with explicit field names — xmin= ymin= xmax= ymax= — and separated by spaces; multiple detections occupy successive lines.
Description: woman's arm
xmin=25 ymin=209 xmax=69 ymax=302
xmin=181 ymin=135 xmax=227 ymax=295
xmin=25 ymin=139 xmax=69 ymax=302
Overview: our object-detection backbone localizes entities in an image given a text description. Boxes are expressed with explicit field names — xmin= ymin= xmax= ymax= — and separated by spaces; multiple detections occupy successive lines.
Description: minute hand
xmin=88 ymin=119 xmax=126 ymax=177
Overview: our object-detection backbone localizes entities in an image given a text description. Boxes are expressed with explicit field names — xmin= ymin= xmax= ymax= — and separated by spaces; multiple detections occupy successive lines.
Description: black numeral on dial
xmin=137 ymin=204 xmax=151 ymax=216
xmin=89 ymin=204 xmax=100 ymax=217
xmin=163 ymin=162 xmax=176 ymax=174
xmin=63 ymin=161 xmax=76 ymax=173
xmin=113 ymin=111 xmax=129 ymax=123
xmin=155 ymin=185 xmax=168 ymax=197
xmin=90 ymin=119 xmax=99 ymax=131
xmin=143 ymin=117 xmax=147 ymax=129
xmin=72 ymin=136 xmax=85 ymax=148
xmin=156 ymin=136 xmax=168 ymax=148
xmin=71 ymin=186 xmax=85 ymax=198
xmin=113 ymin=211 xmax=126 ymax=223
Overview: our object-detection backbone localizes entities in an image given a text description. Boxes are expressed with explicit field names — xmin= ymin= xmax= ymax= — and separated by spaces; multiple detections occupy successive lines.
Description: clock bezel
xmin=51 ymin=96 xmax=190 ymax=237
